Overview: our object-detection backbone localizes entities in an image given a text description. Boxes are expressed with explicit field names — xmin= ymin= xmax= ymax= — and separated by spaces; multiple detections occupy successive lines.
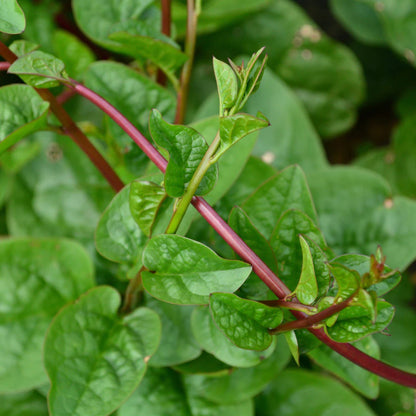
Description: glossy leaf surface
xmin=256 ymin=369 xmax=376 ymax=416
xmin=44 ymin=286 xmax=161 ymax=416
xmin=209 ymin=293 xmax=283 ymax=350
xmin=0 ymin=238 xmax=94 ymax=392
xmin=8 ymin=50 xmax=68 ymax=88
xmin=192 ymin=306 xmax=276 ymax=368
xmin=95 ymin=184 xmax=147 ymax=265
xmin=129 ymin=181 xmax=167 ymax=237
xmin=142 ymin=235 xmax=251 ymax=304
xmin=150 ymin=110 xmax=217 ymax=197
xmin=242 ymin=165 xmax=317 ymax=239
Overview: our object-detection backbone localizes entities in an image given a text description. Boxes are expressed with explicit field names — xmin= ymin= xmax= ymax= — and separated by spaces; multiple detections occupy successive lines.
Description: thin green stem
xmin=165 ymin=131 xmax=220 ymax=234
xmin=260 ymin=299 xmax=317 ymax=313
xmin=174 ymin=0 xmax=200 ymax=124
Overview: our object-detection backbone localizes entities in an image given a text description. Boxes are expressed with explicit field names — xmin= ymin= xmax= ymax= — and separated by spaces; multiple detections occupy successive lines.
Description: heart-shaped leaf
xmin=0 ymin=238 xmax=94 ymax=393
xmin=142 ymin=235 xmax=251 ymax=305
xmin=44 ymin=286 xmax=161 ymax=416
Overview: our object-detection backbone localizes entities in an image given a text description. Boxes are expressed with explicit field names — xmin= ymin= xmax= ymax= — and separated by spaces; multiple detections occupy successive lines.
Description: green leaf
xmin=229 ymin=206 xmax=278 ymax=300
xmin=0 ymin=139 xmax=41 ymax=174
xmin=149 ymin=109 xmax=217 ymax=197
xmin=294 ymin=235 xmax=318 ymax=305
xmin=308 ymin=166 xmax=416 ymax=270
xmin=256 ymin=369 xmax=377 ymax=416
xmin=146 ymin=296 xmax=201 ymax=366
xmin=44 ymin=286 xmax=161 ymax=416
xmin=191 ymin=306 xmax=276 ymax=367
xmin=191 ymin=116 xmax=258 ymax=204
xmin=0 ymin=390 xmax=48 ymax=416
xmin=326 ymin=300 xmax=395 ymax=343
xmin=8 ymin=50 xmax=68 ymax=88
xmin=209 ymin=293 xmax=283 ymax=350
xmin=332 ymin=254 xmax=401 ymax=296
xmin=229 ymin=206 xmax=278 ymax=273
xmin=173 ymin=0 xmax=270 ymax=36
xmin=7 ymin=132 xmax=114 ymax=246
xmin=330 ymin=0 xmax=386 ymax=45
xmin=0 ymin=238 xmax=94 ymax=393
xmin=276 ymin=32 xmax=365 ymax=138
xmin=52 ymin=30 xmax=95 ymax=78
xmin=269 ymin=210 xmax=330 ymax=293
xmin=375 ymin=305 xmax=416 ymax=369
xmin=142 ymin=234 xmax=251 ymax=305
xmin=72 ymin=0 xmax=162 ymax=52
xmin=329 ymin=263 xmax=361 ymax=300
xmin=183 ymin=342 xmax=290 ymax=405
xmin=95 ymin=184 xmax=147 ymax=265
xmin=129 ymin=181 xmax=167 ymax=237
xmin=109 ymin=32 xmax=187 ymax=86
xmin=284 ymin=331 xmax=300 ymax=365
xmin=213 ymin=57 xmax=238 ymax=114
xmin=173 ymin=352 xmax=231 ymax=376
xmin=242 ymin=165 xmax=318 ymax=239
xmin=118 ymin=367 xmax=191 ymax=416
xmin=217 ymin=156 xmax=276 ymax=215
xmin=0 ymin=84 xmax=49 ymax=154
xmin=309 ymin=337 xmax=380 ymax=399
xmin=216 ymin=113 xmax=269 ymax=158
xmin=197 ymin=69 xmax=328 ymax=173
xmin=83 ymin=61 xmax=175 ymax=150
xmin=9 ymin=39 xmax=39 ymax=56
xmin=0 ymin=0 xmax=25 ymax=34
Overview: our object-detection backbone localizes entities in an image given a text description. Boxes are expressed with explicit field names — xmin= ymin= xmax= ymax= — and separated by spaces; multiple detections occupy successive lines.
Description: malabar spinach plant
xmin=0 ymin=1 xmax=416 ymax=416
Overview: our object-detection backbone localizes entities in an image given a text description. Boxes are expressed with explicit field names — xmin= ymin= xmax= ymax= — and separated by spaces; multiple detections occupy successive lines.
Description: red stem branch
xmin=0 ymin=42 xmax=124 ymax=193
xmin=69 ymin=80 xmax=416 ymax=388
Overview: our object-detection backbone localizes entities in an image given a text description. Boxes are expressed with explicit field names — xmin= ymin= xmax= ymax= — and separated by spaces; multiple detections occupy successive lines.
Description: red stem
xmin=157 ymin=0 xmax=171 ymax=86
xmin=0 ymin=61 xmax=10 ymax=70
xmin=269 ymin=294 xmax=355 ymax=334
xmin=69 ymin=80 xmax=416 ymax=388
xmin=0 ymin=42 xmax=124 ymax=193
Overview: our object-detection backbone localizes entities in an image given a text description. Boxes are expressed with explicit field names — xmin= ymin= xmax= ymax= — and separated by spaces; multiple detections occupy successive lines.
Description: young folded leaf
xmin=329 ymin=263 xmax=361 ymax=301
xmin=142 ymin=235 xmax=251 ymax=305
xmin=8 ymin=50 xmax=69 ymax=88
xmin=213 ymin=57 xmax=238 ymax=116
xmin=294 ymin=235 xmax=318 ymax=305
xmin=129 ymin=181 xmax=167 ymax=237
xmin=149 ymin=109 xmax=217 ymax=197
xmin=209 ymin=292 xmax=283 ymax=350
xmin=284 ymin=330 xmax=300 ymax=365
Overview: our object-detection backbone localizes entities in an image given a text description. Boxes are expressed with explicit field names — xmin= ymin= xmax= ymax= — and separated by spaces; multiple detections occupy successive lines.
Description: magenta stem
xmin=69 ymin=80 xmax=416 ymax=388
